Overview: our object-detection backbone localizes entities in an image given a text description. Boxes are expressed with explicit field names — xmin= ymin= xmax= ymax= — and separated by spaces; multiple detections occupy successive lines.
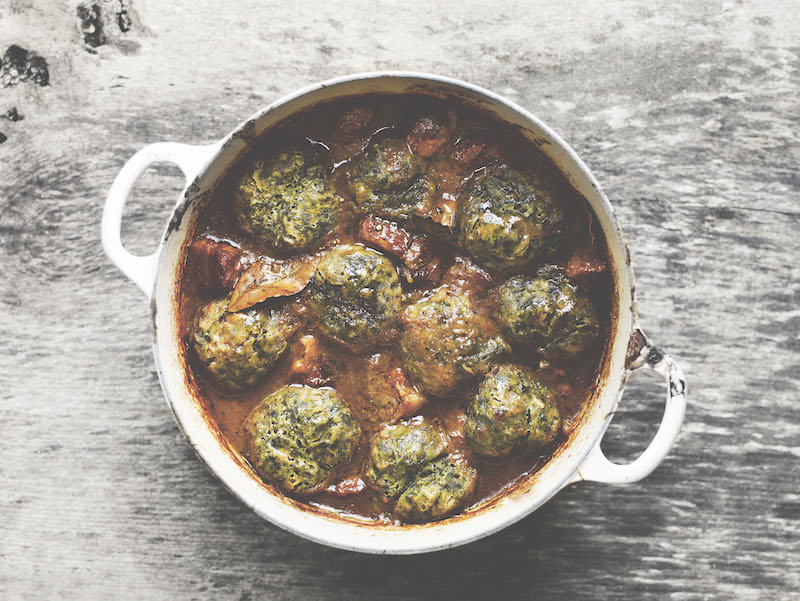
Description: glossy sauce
xmin=177 ymin=95 xmax=614 ymax=524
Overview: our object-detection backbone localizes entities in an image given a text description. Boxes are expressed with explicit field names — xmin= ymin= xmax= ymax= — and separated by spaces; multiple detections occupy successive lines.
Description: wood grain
xmin=1 ymin=1 xmax=798 ymax=599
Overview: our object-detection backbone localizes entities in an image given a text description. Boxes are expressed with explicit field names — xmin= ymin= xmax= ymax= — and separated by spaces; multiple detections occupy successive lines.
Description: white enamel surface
xmin=103 ymin=72 xmax=686 ymax=554
xmin=101 ymin=141 xmax=222 ymax=297
xmin=579 ymin=350 xmax=687 ymax=484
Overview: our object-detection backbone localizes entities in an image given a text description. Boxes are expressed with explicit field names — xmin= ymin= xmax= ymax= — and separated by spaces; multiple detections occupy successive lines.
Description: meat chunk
xmin=440 ymin=411 xmax=469 ymax=453
xmin=425 ymin=158 xmax=464 ymax=228
xmin=451 ymin=134 xmax=502 ymax=171
xmin=328 ymin=106 xmax=377 ymax=164
xmin=391 ymin=367 xmax=427 ymax=417
xmin=565 ymin=248 xmax=608 ymax=279
xmin=358 ymin=215 xmax=412 ymax=256
xmin=358 ymin=216 xmax=443 ymax=284
xmin=187 ymin=238 xmax=250 ymax=291
xmin=399 ymin=236 xmax=444 ymax=284
xmin=289 ymin=334 xmax=338 ymax=388
xmin=332 ymin=106 xmax=374 ymax=138
xmin=333 ymin=476 xmax=367 ymax=496
xmin=441 ymin=256 xmax=494 ymax=296
xmin=337 ymin=351 xmax=428 ymax=428
xmin=407 ymin=109 xmax=456 ymax=157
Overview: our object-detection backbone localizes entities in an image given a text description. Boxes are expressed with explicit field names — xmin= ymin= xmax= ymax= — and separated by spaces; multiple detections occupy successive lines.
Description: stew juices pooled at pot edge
xmin=178 ymin=95 xmax=614 ymax=525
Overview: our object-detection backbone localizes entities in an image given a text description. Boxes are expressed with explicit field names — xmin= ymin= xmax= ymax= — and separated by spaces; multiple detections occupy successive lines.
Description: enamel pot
xmin=101 ymin=72 xmax=687 ymax=554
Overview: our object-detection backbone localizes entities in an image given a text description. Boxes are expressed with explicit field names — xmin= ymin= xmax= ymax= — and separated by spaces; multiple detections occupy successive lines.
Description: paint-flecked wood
xmin=1 ymin=1 xmax=798 ymax=599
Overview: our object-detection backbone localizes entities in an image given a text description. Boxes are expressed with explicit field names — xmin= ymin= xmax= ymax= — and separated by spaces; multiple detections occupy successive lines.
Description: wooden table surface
xmin=2 ymin=1 xmax=798 ymax=599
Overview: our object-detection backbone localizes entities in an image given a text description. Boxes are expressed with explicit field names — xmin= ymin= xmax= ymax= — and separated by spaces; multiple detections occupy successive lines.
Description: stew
xmin=178 ymin=94 xmax=614 ymax=525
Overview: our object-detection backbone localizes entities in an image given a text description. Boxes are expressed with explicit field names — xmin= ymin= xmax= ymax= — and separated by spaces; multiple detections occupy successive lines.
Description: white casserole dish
xmin=101 ymin=72 xmax=686 ymax=554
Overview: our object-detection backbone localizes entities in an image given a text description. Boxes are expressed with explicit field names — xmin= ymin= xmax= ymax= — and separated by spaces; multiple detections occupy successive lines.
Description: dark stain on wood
xmin=2 ymin=107 xmax=24 ymax=122
xmin=77 ymin=3 xmax=107 ymax=48
xmin=76 ymin=0 xmax=144 ymax=54
xmin=0 ymin=45 xmax=49 ymax=87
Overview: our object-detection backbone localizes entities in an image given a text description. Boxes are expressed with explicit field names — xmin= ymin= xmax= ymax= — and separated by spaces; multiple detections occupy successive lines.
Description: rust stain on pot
xmin=235 ymin=118 xmax=258 ymax=144
xmin=167 ymin=187 xmax=203 ymax=235
xmin=149 ymin=295 xmax=158 ymax=338
xmin=625 ymin=328 xmax=648 ymax=369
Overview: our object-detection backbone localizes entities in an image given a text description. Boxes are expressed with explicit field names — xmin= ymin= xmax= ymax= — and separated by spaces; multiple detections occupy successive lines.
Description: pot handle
xmin=101 ymin=142 xmax=220 ymax=299
xmin=576 ymin=328 xmax=687 ymax=484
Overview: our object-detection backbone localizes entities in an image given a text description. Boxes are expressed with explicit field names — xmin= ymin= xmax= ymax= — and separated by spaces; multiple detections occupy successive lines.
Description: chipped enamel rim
xmin=101 ymin=72 xmax=686 ymax=554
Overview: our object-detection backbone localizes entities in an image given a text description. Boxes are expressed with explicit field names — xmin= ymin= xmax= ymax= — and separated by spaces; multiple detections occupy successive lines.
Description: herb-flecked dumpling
xmin=308 ymin=245 xmax=403 ymax=353
xmin=193 ymin=297 xmax=297 ymax=391
xmin=244 ymin=385 xmax=362 ymax=495
xmin=235 ymin=148 xmax=342 ymax=251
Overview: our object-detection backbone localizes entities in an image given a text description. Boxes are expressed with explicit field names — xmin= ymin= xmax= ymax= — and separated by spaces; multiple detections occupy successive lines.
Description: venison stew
xmin=177 ymin=94 xmax=615 ymax=525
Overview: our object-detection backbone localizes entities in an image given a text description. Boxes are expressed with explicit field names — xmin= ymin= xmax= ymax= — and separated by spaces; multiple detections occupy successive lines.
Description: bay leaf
xmin=227 ymin=256 xmax=318 ymax=312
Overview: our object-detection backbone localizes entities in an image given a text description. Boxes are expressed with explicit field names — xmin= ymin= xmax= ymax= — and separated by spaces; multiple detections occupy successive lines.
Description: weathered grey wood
xmin=1 ymin=1 xmax=798 ymax=599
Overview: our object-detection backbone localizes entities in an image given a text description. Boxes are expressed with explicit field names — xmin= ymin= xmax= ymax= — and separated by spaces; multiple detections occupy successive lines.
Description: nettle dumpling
xmin=244 ymin=385 xmax=362 ymax=495
xmin=465 ymin=365 xmax=561 ymax=458
xmin=498 ymin=270 xmax=600 ymax=358
xmin=347 ymin=138 xmax=433 ymax=219
xmin=234 ymin=148 xmax=342 ymax=251
xmin=456 ymin=166 xmax=565 ymax=272
xmin=363 ymin=418 xmax=476 ymax=522
xmin=193 ymin=297 xmax=297 ymax=391
xmin=307 ymin=245 xmax=403 ymax=353
xmin=399 ymin=286 xmax=508 ymax=396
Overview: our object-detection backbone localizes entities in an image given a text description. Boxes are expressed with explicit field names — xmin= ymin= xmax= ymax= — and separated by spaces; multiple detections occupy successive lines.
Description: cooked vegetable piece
xmin=234 ymin=148 xmax=342 ymax=251
xmin=400 ymin=286 xmax=509 ymax=396
xmin=465 ymin=365 xmax=561 ymax=457
xmin=498 ymin=270 xmax=600 ymax=358
xmin=228 ymin=256 xmax=318 ymax=312
xmin=308 ymin=245 xmax=403 ymax=352
xmin=364 ymin=418 xmax=476 ymax=521
xmin=456 ymin=166 xmax=565 ymax=272
xmin=244 ymin=385 xmax=362 ymax=495
xmin=193 ymin=297 xmax=297 ymax=391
